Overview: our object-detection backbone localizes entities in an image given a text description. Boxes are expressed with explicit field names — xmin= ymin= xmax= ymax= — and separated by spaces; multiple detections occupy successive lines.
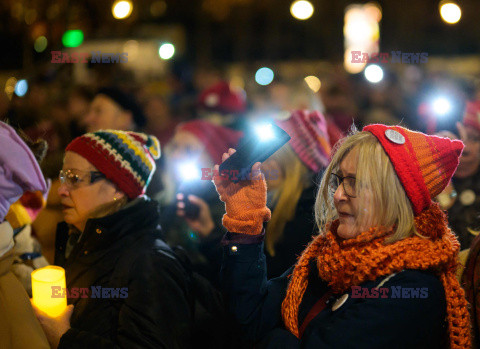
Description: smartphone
xmin=219 ymin=123 xmax=291 ymax=182
xmin=177 ymin=182 xmax=200 ymax=220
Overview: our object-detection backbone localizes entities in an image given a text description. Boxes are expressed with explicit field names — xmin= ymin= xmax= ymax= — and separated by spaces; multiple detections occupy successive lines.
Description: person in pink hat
xmin=260 ymin=110 xmax=331 ymax=278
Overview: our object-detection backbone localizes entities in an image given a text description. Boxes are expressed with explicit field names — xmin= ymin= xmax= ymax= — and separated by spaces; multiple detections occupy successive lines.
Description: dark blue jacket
xmin=221 ymin=236 xmax=448 ymax=348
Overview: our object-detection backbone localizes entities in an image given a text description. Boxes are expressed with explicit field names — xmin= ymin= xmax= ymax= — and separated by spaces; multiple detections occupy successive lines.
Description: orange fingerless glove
xmin=213 ymin=172 xmax=271 ymax=235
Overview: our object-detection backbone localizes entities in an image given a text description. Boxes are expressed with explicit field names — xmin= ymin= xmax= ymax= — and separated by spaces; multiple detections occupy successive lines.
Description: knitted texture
xmin=275 ymin=110 xmax=331 ymax=173
xmin=5 ymin=191 xmax=46 ymax=229
xmin=178 ymin=120 xmax=243 ymax=164
xmin=463 ymin=101 xmax=480 ymax=134
xmin=363 ymin=124 xmax=464 ymax=215
xmin=213 ymin=169 xmax=271 ymax=235
xmin=281 ymin=203 xmax=470 ymax=348
xmin=66 ymin=130 xmax=160 ymax=199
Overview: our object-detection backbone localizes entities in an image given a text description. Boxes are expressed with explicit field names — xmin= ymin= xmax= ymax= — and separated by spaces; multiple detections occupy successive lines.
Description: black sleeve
xmin=59 ymin=252 xmax=193 ymax=349
xmin=221 ymin=239 xmax=294 ymax=342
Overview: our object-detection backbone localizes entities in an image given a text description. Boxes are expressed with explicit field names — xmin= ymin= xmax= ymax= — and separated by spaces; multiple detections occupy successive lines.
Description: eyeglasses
xmin=59 ymin=169 xmax=106 ymax=189
xmin=330 ymin=173 xmax=357 ymax=198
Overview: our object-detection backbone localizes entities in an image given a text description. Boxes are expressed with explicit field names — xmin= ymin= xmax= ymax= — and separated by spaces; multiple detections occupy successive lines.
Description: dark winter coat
xmin=221 ymin=236 xmax=448 ymax=348
xmin=54 ymin=197 xmax=194 ymax=348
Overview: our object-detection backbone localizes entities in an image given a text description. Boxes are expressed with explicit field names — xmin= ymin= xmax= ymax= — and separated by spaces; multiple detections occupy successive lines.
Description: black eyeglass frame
xmin=330 ymin=172 xmax=357 ymax=198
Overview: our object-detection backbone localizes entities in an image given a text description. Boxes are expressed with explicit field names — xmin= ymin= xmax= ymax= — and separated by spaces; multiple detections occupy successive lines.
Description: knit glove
xmin=212 ymin=151 xmax=271 ymax=235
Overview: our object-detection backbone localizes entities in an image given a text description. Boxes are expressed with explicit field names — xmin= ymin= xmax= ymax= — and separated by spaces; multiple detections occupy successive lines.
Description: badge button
xmin=385 ymin=129 xmax=405 ymax=144
xmin=332 ymin=294 xmax=349 ymax=311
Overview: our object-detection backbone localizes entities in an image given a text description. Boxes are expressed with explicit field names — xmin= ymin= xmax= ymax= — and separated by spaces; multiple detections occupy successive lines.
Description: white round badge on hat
xmin=205 ymin=93 xmax=220 ymax=107
xmin=385 ymin=129 xmax=405 ymax=144
xmin=332 ymin=294 xmax=349 ymax=311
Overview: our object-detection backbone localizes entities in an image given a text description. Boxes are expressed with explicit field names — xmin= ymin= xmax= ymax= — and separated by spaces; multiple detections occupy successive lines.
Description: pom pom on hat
xmin=275 ymin=110 xmax=331 ymax=173
xmin=66 ymin=130 xmax=160 ymax=199
xmin=363 ymin=124 xmax=464 ymax=215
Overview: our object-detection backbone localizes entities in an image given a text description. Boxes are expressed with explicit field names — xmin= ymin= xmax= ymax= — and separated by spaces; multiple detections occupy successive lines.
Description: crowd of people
xmin=1 ymin=61 xmax=480 ymax=348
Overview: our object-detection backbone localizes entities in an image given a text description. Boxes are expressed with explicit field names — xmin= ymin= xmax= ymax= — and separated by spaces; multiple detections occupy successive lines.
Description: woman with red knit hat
xmin=214 ymin=124 xmax=470 ymax=348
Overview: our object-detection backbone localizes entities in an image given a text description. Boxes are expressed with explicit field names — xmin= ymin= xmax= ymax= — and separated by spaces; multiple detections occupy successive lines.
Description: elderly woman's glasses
xmin=330 ymin=173 xmax=357 ymax=198
xmin=59 ymin=169 xmax=106 ymax=189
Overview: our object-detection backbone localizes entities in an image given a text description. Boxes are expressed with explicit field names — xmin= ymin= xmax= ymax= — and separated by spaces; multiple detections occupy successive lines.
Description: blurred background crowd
xmin=2 ymin=0 xmax=480 ymax=292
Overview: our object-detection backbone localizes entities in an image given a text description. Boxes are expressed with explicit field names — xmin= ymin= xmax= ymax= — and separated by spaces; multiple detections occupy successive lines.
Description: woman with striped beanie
xmin=214 ymin=124 xmax=471 ymax=348
xmin=31 ymin=130 xmax=194 ymax=348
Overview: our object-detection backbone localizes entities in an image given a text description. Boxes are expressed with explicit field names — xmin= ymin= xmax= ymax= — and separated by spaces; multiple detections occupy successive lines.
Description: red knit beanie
xmin=275 ymin=110 xmax=331 ymax=173
xmin=462 ymin=101 xmax=480 ymax=134
xmin=363 ymin=124 xmax=464 ymax=215
xmin=176 ymin=120 xmax=243 ymax=164
xmin=197 ymin=81 xmax=246 ymax=114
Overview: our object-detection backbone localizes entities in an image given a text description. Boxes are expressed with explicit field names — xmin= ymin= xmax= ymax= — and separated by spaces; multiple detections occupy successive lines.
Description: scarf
xmin=281 ymin=203 xmax=470 ymax=348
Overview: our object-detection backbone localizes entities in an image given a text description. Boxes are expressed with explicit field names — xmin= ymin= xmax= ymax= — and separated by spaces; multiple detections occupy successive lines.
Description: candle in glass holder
xmin=31 ymin=266 xmax=67 ymax=317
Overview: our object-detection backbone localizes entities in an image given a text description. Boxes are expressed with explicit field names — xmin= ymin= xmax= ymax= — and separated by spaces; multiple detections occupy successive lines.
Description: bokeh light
xmin=304 ymin=76 xmax=321 ymax=92
xmin=290 ymin=0 xmax=314 ymax=20
xmin=439 ymin=2 xmax=461 ymax=24
xmin=112 ymin=0 xmax=133 ymax=20
xmin=364 ymin=64 xmax=384 ymax=83
xmin=62 ymin=30 xmax=84 ymax=48
xmin=14 ymin=80 xmax=28 ymax=97
xmin=432 ymin=97 xmax=452 ymax=116
xmin=34 ymin=36 xmax=48 ymax=52
xmin=158 ymin=43 xmax=175 ymax=60
xmin=255 ymin=67 xmax=274 ymax=86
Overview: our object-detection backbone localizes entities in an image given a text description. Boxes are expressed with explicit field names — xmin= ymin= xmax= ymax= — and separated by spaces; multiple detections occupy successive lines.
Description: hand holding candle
xmin=31 ymin=266 xmax=67 ymax=317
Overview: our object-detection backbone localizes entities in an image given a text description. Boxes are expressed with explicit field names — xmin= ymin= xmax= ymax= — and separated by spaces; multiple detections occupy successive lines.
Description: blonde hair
xmin=315 ymin=130 xmax=416 ymax=243
xmin=266 ymin=144 xmax=311 ymax=256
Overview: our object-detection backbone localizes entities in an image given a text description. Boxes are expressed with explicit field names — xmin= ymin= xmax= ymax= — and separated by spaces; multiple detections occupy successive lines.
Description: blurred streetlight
xmin=304 ymin=76 xmax=321 ymax=92
xmin=255 ymin=67 xmax=274 ymax=86
xmin=14 ymin=80 xmax=28 ymax=97
xmin=364 ymin=64 xmax=383 ymax=83
xmin=34 ymin=36 xmax=48 ymax=52
xmin=439 ymin=1 xmax=461 ymax=24
xmin=62 ymin=30 xmax=84 ymax=48
xmin=290 ymin=0 xmax=314 ymax=20
xmin=158 ymin=43 xmax=175 ymax=60
xmin=112 ymin=0 xmax=133 ymax=20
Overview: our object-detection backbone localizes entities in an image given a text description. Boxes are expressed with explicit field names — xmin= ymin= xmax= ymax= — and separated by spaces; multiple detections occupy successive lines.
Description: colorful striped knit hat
xmin=275 ymin=110 xmax=331 ymax=173
xmin=66 ymin=130 xmax=160 ymax=199
xmin=363 ymin=124 xmax=464 ymax=215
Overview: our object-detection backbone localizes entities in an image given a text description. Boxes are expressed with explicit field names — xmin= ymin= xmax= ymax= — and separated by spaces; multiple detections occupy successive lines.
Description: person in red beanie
xmin=160 ymin=119 xmax=243 ymax=286
xmin=260 ymin=110 xmax=331 ymax=278
xmin=197 ymin=81 xmax=247 ymax=131
xmin=213 ymin=124 xmax=470 ymax=348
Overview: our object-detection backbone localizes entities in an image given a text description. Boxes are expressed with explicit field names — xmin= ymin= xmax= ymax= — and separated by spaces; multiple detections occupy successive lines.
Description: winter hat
xmin=462 ymin=101 xmax=480 ymax=134
xmin=198 ymin=81 xmax=246 ymax=114
xmin=66 ymin=130 xmax=160 ymax=199
xmin=177 ymin=120 xmax=243 ymax=164
xmin=363 ymin=124 xmax=464 ymax=215
xmin=97 ymin=87 xmax=146 ymax=128
xmin=275 ymin=110 xmax=331 ymax=173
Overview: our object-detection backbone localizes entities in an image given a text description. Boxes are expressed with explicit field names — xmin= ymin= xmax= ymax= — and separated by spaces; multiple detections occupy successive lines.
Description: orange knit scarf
xmin=281 ymin=203 xmax=471 ymax=348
